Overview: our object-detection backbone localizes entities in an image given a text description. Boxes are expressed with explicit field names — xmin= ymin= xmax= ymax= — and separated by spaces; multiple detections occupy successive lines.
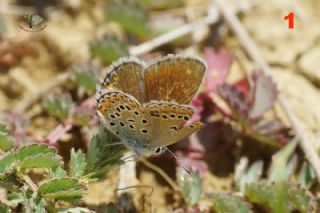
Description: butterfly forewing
xmin=100 ymin=58 xmax=145 ymax=103
xmin=144 ymin=55 xmax=206 ymax=104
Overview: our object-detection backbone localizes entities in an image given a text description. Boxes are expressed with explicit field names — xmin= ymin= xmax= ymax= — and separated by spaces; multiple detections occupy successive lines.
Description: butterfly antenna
xmin=164 ymin=147 xmax=191 ymax=174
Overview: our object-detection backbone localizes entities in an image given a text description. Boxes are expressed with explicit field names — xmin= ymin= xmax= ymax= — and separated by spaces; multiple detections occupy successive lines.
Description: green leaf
xmin=0 ymin=207 xmax=11 ymax=213
xmin=211 ymin=193 xmax=251 ymax=213
xmin=15 ymin=144 xmax=56 ymax=161
xmin=18 ymin=153 xmax=62 ymax=169
xmin=235 ymin=158 xmax=263 ymax=193
xmin=245 ymin=182 xmax=292 ymax=213
xmin=86 ymin=128 xmax=125 ymax=180
xmin=268 ymin=138 xmax=298 ymax=182
xmin=106 ymin=1 xmax=148 ymax=37
xmin=177 ymin=171 xmax=202 ymax=206
xmin=38 ymin=178 xmax=84 ymax=201
xmin=273 ymin=181 xmax=290 ymax=213
xmin=48 ymin=167 xmax=67 ymax=179
xmin=7 ymin=191 xmax=24 ymax=207
xmin=21 ymin=187 xmax=47 ymax=213
xmin=69 ymin=148 xmax=86 ymax=178
xmin=288 ymin=184 xmax=316 ymax=213
xmin=245 ymin=182 xmax=274 ymax=206
xmin=73 ymin=64 xmax=98 ymax=92
xmin=0 ymin=152 xmax=15 ymax=179
xmin=42 ymin=94 xmax=72 ymax=120
xmin=298 ymin=162 xmax=316 ymax=188
xmin=0 ymin=123 xmax=14 ymax=151
xmin=90 ymin=37 xmax=129 ymax=65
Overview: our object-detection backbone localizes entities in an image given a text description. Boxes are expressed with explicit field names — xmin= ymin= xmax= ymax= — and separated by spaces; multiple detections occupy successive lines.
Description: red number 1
xmin=284 ymin=12 xmax=294 ymax=29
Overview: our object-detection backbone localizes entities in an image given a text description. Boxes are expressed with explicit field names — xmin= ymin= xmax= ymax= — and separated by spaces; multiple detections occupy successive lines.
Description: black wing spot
xmin=162 ymin=114 xmax=168 ymax=119
xmin=129 ymin=124 xmax=135 ymax=130
xmin=116 ymin=107 xmax=121 ymax=112
xmin=128 ymin=119 xmax=135 ymax=123
xmin=134 ymin=111 xmax=140 ymax=116
xmin=178 ymin=115 xmax=183 ymax=119
xmin=183 ymin=116 xmax=189 ymax=121
xmin=189 ymin=125 xmax=195 ymax=128
xmin=109 ymin=122 xmax=116 ymax=127
xmin=119 ymin=122 xmax=125 ymax=127
xmin=169 ymin=114 xmax=176 ymax=119
xmin=125 ymin=105 xmax=131 ymax=111
xmin=115 ymin=112 xmax=121 ymax=117
xmin=109 ymin=114 xmax=116 ymax=119
xmin=141 ymin=129 xmax=148 ymax=134
xmin=141 ymin=118 xmax=148 ymax=124
xmin=120 ymin=105 xmax=125 ymax=110
xmin=169 ymin=126 xmax=178 ymax=131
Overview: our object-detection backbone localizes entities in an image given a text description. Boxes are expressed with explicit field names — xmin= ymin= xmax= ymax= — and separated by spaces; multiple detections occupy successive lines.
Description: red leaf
xmin=249 ymin=71 xmax=278 ymax=119
xmin=204 ymin=48 xmax=233 ymax=92
xmin=233 ymin=77 xmax=250 ymax=98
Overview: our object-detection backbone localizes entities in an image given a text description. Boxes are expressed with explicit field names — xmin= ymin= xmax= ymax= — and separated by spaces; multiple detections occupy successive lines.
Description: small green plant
xmin=0 ymin=123 xmax=125 ymax=212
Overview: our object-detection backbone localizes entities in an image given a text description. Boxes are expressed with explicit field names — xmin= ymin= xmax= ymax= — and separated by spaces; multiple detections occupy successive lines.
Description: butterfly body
xmin=19 ymin=13 xmax=46 ymax=32
xmin=96 ymin=55 xmax=206 ymax=154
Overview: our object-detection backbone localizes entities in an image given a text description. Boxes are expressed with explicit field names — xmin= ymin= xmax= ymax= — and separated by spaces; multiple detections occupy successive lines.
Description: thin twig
xmin=212 ymin=0 xmax=320 ymax=182
xmin=128 ymin=12 xmax=219 ymax=56
xmin=140 ymin=158 xmax=180 ymax=192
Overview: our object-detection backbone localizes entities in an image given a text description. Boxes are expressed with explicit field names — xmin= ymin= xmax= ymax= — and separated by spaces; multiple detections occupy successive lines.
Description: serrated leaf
xmin=211 ymin=193 xmax=251 ymax=213
xmin=177 ymin=171 xmax=202 ymax=206
xmin=18 ymin=152 xmax=62 ymax=169
xmin=15 ymin=144 xmax=56 ymax=162
xmin=249 ymin=71 xmax=278 ymax=119
xmin=268 ymin=138 xmax=298 ymax=182
xmin=204 ymin=48 xmax=233 ymax=93
xmin=38 ymin=178 xmax=84 ymax=201
xmin=42 ymin=94 xmax=72 ymax=120
xmin=90 ymin=37 xmax=129 ymax=65
xmin=48 ymin=167 xmax=67 ymax=179
xmin=217 ymin=83 xmax=249 ymax=117
xmin=0 ymin=152 xmax=15 ymax=179
xmin=245 ymin=181 xmax=293 ymax=213
xmin=69 ymin=148 xmax=86 ymax=178
xmin=288 ymin=184 xmax=316 ymax=212
xmin=86 ymin=127 xmax=125 ymax=180
xmin=245 ymin=182 xmax=274 ymax=205
xmin=0 ymin=123 xmax=14 ymax=151
xmin=106 ymin=0 xmax=148 ymax=37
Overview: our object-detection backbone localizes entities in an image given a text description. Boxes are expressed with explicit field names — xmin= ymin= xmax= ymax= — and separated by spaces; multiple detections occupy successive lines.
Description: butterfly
xmin=95 ymin=54 xmax=206 ymax=156
xmin=19 ymin=13 xmax=47 ymax=32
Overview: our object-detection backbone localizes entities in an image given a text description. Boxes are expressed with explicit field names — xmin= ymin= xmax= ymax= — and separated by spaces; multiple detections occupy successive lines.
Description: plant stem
xmin=140 ymin=158 xmax=180 ymax=192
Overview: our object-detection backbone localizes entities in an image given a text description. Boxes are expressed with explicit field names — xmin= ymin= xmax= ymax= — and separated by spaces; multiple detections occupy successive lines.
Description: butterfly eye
xmin=154 ymin=147 xmax=165 ymax=154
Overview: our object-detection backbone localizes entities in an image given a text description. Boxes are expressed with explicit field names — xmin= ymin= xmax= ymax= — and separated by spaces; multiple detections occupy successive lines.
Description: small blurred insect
xmin=19 ymin=13 xmax=47 ymax=32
